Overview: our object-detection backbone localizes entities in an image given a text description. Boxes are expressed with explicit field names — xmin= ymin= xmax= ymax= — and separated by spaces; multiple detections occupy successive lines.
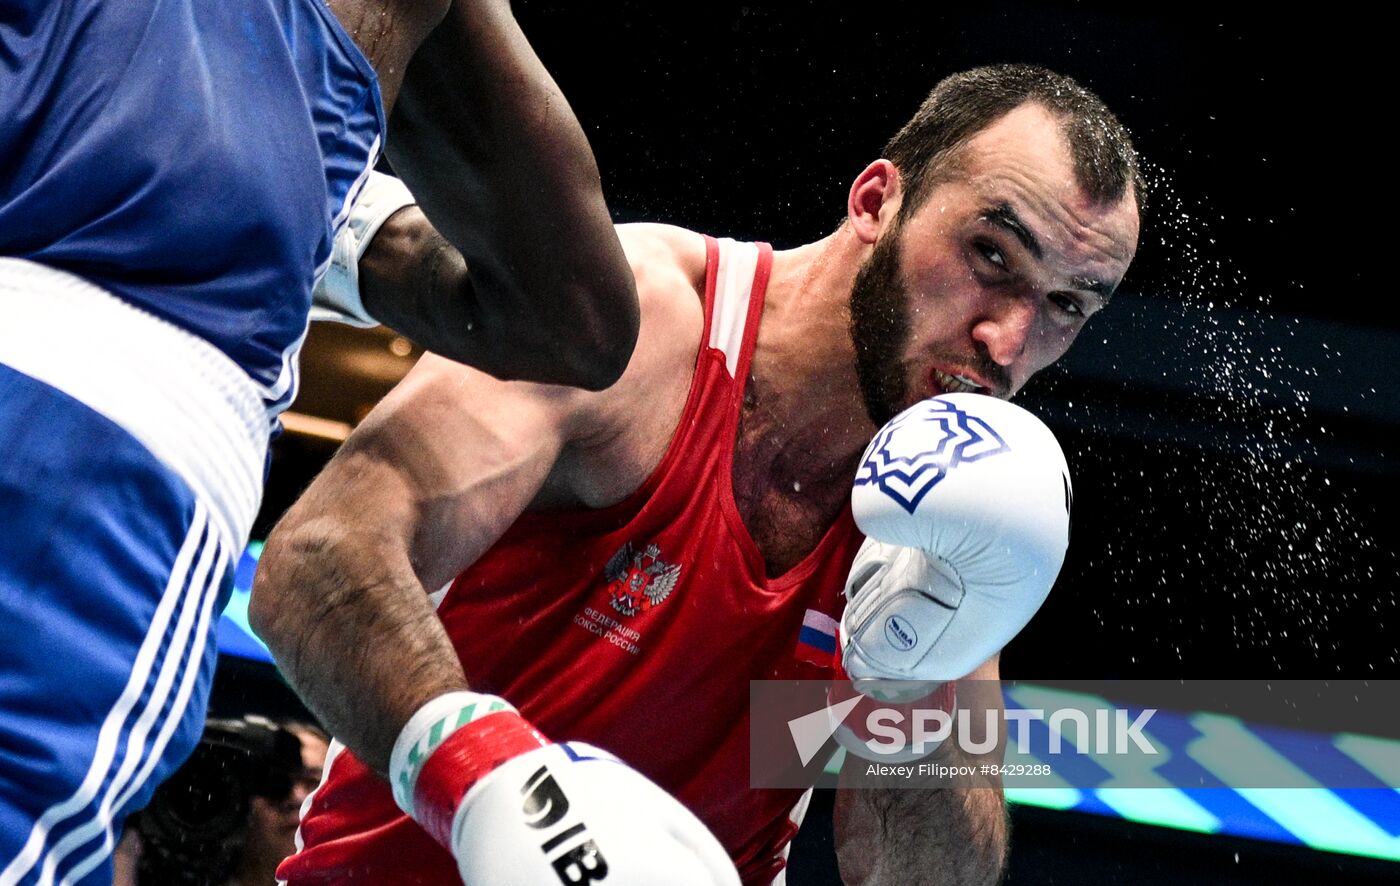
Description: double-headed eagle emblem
xmin=604 ymin=542 xmax=682 ymax=617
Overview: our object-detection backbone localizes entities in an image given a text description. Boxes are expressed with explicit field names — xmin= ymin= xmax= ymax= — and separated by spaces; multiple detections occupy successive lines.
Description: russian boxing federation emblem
xmin=604 ymin=542 xmax=681 ymax=617
xmin=854 ymin=398 xmax=1011 ymax=515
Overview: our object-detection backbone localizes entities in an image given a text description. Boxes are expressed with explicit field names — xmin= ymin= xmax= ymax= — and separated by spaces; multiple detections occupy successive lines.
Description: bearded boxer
xmin=253 ymin=64 xmax=1143 ymax=884
xmin=0 ymin=1 xmax=638 ymax=881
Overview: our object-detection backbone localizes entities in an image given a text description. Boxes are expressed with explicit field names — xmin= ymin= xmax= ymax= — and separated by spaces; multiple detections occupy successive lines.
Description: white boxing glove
xmin=843 ymin=394 xmax=1072 ymax=682
xmin=390 ymin=692 xmax=739 ymax=886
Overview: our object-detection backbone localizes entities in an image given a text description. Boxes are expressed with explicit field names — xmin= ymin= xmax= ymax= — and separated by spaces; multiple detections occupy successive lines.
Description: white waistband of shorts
xmin=0 ymin=258 xmax=266 ymax=552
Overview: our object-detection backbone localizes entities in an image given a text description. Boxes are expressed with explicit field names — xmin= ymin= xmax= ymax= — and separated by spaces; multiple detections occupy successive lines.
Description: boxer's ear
xmin=847 ymin=159 xmax=901 ymax=245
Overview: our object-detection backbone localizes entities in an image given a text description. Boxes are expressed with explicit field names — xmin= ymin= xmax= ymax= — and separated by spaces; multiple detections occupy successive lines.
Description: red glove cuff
xmin=412 ymin=710 xmax=551 ymax=848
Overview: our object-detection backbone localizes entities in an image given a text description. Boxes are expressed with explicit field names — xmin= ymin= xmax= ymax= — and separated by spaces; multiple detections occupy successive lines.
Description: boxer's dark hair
xmin=883 ymin=64 xmax=1145 ymax=220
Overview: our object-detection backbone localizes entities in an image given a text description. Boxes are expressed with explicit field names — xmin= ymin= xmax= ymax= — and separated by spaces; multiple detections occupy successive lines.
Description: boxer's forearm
xmin=835 ymin=725 xmax=1007 ymax=886
xmin=834 ymin=780 xmax=1008 ymax=886
xmin=834 ymin=673 xmax=1009 ymax=884
xmin=251 ymin=518 xmax=469 ymax=776
xmin=249 ymin=352 xmax=575 ymax=775
xmin=383 ymin=0 xmax=638 ymax=388
xmin=358 ymin=206 xmax=626 ymax=388
xmin=251 ymin=499 xmax=470 ymax=778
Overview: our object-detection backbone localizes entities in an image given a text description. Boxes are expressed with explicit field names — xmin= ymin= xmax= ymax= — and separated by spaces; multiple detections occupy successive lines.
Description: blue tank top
xmin=0 ymin=0 xmax=383 ymax=418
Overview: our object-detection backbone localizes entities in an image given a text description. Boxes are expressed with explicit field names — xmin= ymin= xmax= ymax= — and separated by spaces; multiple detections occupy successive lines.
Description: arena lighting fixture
xmin=279 ymin=410 xmax=352 ymax=442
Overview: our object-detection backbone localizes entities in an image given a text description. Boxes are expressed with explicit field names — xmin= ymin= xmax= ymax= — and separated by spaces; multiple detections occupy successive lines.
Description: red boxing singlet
xmin=283 ymin=237 xmax=866 ymax=885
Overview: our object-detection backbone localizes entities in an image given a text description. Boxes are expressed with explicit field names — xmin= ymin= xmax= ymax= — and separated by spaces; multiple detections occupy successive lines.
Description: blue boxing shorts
xmin=0 ymin=259 xmax=265 ymax=886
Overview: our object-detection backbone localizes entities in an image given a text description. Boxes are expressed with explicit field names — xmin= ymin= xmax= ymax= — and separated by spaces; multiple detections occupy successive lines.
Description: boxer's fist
xmin=843 ymin=394 xmax=1071 ymax=681
xmin=391 ymin=693 xmax=738 ymax=886
xmin=452 ymin=742 xmax=740 ymax=886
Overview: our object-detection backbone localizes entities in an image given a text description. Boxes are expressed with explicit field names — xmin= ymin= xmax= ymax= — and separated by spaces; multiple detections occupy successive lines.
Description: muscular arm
xmin=375 ymin=0 xmax=639 ymax=388
xmin=833 ymin=655 xmax=1010 ymax=886
xmin=251 ymin=225 xmax=701 ymax=777
xmin=356 ymin=203 xmax=628 ymax=388
xmin=248 ymin=354 xmax=585 ymax=775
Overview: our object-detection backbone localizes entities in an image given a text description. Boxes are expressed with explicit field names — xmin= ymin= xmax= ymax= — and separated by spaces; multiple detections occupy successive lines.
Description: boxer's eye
xmin=976 ymin=241 xmax=1006 ymax=268
xmin=1049 ymin=292 xmax=1085 ymax=318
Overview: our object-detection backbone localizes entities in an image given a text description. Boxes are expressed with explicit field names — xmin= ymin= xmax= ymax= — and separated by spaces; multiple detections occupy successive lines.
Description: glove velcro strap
xmin=390 ymin=692 xmax=548 ymax=820
xmin=414 ymin=713 xmax=550 ymax=848
xmin=391 ymin=693 xmax=550 ymax=848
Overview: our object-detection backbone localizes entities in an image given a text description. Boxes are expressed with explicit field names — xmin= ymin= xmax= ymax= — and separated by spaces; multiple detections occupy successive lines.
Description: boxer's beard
xmin=849 ymin=228 xmax=913 ymax=426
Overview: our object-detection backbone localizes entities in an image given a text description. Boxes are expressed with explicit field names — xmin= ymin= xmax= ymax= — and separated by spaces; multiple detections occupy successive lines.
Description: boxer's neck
xmin=744 ymin=229 xmax=879 ymax=480
xmin=729 ymin=231 xmax=876 ymax=575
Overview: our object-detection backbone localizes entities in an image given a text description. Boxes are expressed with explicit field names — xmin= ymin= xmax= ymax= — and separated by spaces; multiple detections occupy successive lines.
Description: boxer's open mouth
xmin=930 ymin=368 xmax=987 ymax=396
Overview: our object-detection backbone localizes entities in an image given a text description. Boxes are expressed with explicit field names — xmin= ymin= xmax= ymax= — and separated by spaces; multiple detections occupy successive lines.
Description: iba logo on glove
xmin=884 ymin=615 xmax=918 ymax=651
xmin=854 ymin=398 xmax=1010 ymax=514
xmin=521 ymin=762 xmax=610 ymax=884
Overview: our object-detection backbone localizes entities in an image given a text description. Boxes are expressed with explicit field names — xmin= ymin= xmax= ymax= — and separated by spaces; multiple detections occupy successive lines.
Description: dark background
xmin=274 ymin=1 xmax=1398 ymax=675
xmin=273 ymin=0 xmax=1400 ymax=677
xmin=244 ymin=3 xmax=1398 ymax=882
xmin=504 ymin=0 xmax=1399 ymax=679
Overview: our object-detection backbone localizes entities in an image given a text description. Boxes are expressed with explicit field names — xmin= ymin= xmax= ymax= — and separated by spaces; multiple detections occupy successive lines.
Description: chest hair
xmin=731 ymin=391 xmax=854 ymax=578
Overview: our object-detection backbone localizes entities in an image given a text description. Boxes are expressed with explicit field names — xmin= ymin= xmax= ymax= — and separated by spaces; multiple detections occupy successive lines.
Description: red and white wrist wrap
xmin=389 ymin=691 xmax=550 ymax=848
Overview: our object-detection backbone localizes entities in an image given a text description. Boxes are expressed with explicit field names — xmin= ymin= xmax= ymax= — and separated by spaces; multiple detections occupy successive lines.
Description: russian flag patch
xmin=795 ymin=608 xmax=839 ymax=667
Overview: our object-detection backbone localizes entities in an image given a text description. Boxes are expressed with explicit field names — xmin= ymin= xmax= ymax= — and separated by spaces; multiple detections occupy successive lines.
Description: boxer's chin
xmin=855 ymin=356 xmax=909 ymax=427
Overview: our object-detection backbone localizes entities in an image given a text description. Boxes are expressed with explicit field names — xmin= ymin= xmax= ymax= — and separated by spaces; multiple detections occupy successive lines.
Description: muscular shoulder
xmin=616 ymin=223 xmax=708 ymax=299
xmin=361 ymin=224 xmax=710 ymax=513
xmin=544 ymin=225 xmax=710 ymax=507
xmin=593 ymin=223 xmax=708 ymax=397
xmin=597 ymin=224 xmax=707 ymax=405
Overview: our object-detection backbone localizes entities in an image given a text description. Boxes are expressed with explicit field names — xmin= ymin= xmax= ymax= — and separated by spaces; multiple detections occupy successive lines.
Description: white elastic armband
xmin=310 ymin=171 xmax=416 ymax=327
